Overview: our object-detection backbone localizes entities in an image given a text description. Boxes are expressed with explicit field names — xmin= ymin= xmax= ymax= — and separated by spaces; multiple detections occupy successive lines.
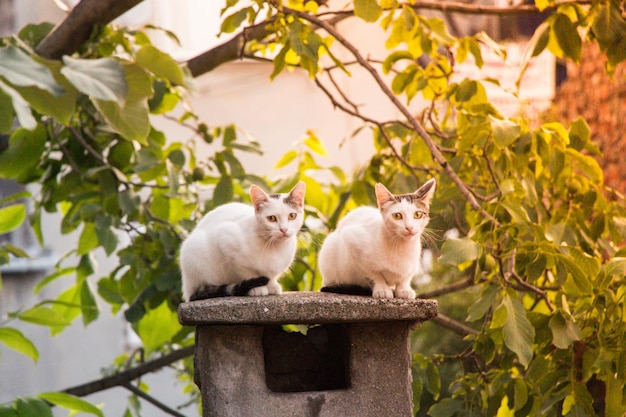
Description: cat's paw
xmin=372 ymin=286 xmax=394 ymax=298
xmin=266 ymin=281 xmax=283 ymax=295
xmin=395 ymin=287 xmax=416 ymax=299
xmin=247 ymin=285 xmax=269 ymax=296
xmin=247 ymin=282 xmax=282 ymax=296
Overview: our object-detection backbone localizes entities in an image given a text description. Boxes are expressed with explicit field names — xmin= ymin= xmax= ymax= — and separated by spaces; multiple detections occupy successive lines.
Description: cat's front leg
xmin=372 ymin=283 xmax=394 ymax=299
xmin=395 ymin=281 xmax=416 ymax=299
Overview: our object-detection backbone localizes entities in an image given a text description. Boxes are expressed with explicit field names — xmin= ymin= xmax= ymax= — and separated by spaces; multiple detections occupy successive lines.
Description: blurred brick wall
xmin=549 ymin=43 xmax=626 ymax=195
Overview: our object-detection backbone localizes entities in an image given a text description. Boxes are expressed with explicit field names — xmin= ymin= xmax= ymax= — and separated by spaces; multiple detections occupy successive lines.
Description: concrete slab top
xmin=178 ymin=291 xmax=438 ymax=325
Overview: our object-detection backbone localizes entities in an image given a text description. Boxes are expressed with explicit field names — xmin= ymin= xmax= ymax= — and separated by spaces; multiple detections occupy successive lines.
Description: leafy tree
xmin=1 ymin=0 xmax=626 ymax=416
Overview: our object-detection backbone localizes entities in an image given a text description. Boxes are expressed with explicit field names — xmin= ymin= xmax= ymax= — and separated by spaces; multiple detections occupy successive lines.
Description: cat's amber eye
xmin=267 ymin=215 xmax=277 ymax=222
xmin=288 ymin=212 xmax=297 ymax=220
xmin=392 ymin=212 xmax=403 ymax=220
xmin=414 ymin=211 xmax=425 ymax=219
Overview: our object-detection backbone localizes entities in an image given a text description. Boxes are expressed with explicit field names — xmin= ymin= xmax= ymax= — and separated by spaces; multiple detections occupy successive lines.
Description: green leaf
xmin=0 ymin=204 xmax=26 ymax=234
xmin=17 ymin=305 xmax=72 ymax=327
xmin=15 ymin=398 xmax=52 ymax=417
xmin=77 ymin=223 xmax=99 ymax=256
xmin=550 ymin=14 xmax=581 ymax=62
xmin=0 ymin=405 xmax=18 ymax=417
xmin=0 ymin=79 xmax=36 ymax=130
xmin=590 ymin=2 xmax=626 ymax=46
xmin=135 ymin=45 xmax=184 ymax=85
xmin=0 ymin=327 xmax=39 ymax=362
xmin=38 ymin=392 xmax=103 ymax=417
xmin=304 ymin=131 xmax=328 ymax=156
xmin=270 ymin=43 xmax=290 ymax=81
xmin=549 ymin=310 xmax=581 ymax=349
xmin=275 ymin=150 xmax=298 ymax=169
xmin=135 ymin=301 xmax=181 ymax=355
xmin=94 ymin=63 xmax=152 ymax=144
xmin=439 ymin=237 xmax=481 ymax=266
xmin=17 ymin=22 xmax=55 ymax=48
xmin=424 ymin=16 xmax=456 ymax=45
xmin=454 ymin=79 xmax=478 ymax=102
xmin=80 ymin=280 xmax=99 ymax=326
xmin=501 ymin=294 xmax=535 ymax=368
xmin=0 ymin=125 xmax=46 ymax=179
xmin=428 ymin=397 xmax=464 ymax=417
xmin=566 ymin=149 xmax=603 ymax=184
xmin=213 ymin=176 xmax=234 ymax=206
xmin=354 ymin=0 xmax=383 ymax=23
xmin=555 ymin=248 xmax=595 ymax=294
xmin=34 ymin=267 xmax=75 ymax=294
xmin=490 ymin=116 xmax=521 ymax=148
xmin=61 ymin=56 xmax=128 ymax=102
xmin=13 ymin=61 xmax=77 ymax=125
xmin=467 ymin=285 xmax=499 ymax=322
xmin=0 ymin=88 xmax=13 ymax=132
xmin=568 ymin=117 xmax=590 ymax=151
xmin=220 ymin=7 xmax=250 ymax=33
xmin=382 ymin=50 xmax=414 ymax=74
xmin=0 ymin=46 xmax=64 ymax=95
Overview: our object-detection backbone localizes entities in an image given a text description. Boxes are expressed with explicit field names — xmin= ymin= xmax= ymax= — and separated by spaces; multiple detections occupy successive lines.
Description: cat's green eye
xmin=392 ymin=213 xmax=403 ymax=220
xmin=267 ymin=215 xmax=277 ymax=222
xmin=288 ymin=212 xmax=297 ymax=220
xmin=414 ymin=211 xmax=425 ymax=219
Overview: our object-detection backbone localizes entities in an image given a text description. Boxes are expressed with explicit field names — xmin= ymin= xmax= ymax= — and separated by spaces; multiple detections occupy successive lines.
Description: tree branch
xmin=416 ymin=277 xmax=476 ymax=299
xmin=431 ymin=313 xmax=478 ymax=336
xmin=186 ymin=20 xmax=273 ymax=78
xmin=63 ymin=346 xmax=194 ymax=398
xmin=321 ymin=0 xmax=593 ymax=18
xmin=285 ymin=7 xmax=501 ymax=225
xmin=35 ymin=0 xmax=145 ymax=59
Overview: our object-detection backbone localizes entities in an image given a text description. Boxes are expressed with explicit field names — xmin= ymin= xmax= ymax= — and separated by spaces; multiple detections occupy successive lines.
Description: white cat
xmin=180 ymin=181 xmax=306 ymax=301
xmin=319 ymin=179 xmax=435 ymax=299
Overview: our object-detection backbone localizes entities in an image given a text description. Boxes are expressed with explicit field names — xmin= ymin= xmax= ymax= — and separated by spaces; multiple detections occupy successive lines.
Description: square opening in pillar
xmin=262 ymin=324 xmax=350 ymax=393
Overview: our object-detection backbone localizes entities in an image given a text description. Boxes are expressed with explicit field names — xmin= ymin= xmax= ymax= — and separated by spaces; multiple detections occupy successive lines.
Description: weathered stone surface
xmin=194 ymin=322 xmax=416 ymax=417
xmin=180 ymin=292 xmax=439 ymax=417
xmin=178 ymin=291 xmax=438 ymax=325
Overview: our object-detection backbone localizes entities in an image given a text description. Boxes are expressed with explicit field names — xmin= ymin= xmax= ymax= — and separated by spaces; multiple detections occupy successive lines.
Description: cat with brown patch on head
xmin=180 ymin=181 xmax=306 ymax=301
xmin=319 ymin=179 xmax=435 ymax=299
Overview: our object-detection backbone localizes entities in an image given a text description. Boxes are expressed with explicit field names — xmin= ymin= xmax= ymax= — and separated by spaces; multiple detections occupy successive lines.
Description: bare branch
xmin=431 ymin=313 xmax=479 ymax=336
xmin=416 ymin=277 xmax=476 ymax=299
xmin=285 ymin=7 xmax=501 ymax=225
xmin=122 ymin=382 xmax=187 ymax=417
xmin=186 ymin=20 xmax=273 ymax=78
xmin=63 ymin=346 xmax=194 ymax=398
xmin=321 ymin=0 xmax=593 ymax=18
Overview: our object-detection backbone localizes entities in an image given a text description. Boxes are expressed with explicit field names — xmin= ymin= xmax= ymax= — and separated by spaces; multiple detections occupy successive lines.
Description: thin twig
xmin=502 ymin=249 xmax=556 ymax=312
xmin=416 ymin=276 xmax=476 ymax=299
xmin=431 ymin=313 xmax=479 ymax=336
xmin=319 ymin=0 xmax=593 ymax=19
xmin=68 ymin=126 xmax=107 ymax=166
xmin=285 ymin=7 xmax=501 ymax=226
xmin=122 ymin=382 xmax=187 ymax=417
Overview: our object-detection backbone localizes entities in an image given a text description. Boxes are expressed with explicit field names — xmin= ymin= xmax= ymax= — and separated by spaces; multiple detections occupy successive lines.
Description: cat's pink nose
xmin=405 ymin=226 xmax=414 ymax=234
xmin=280 ymin=227 xmax=288 ymax=235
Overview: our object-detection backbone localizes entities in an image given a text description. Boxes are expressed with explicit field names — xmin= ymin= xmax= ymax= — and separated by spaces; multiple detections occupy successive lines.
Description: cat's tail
xmin=189 ymin=276 xmax=270 ymax=301
xmin=320 ymin=284 xmax=372 ymax=296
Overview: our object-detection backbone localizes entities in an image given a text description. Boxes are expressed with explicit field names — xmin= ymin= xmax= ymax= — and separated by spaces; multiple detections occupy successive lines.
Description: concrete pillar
xmin=178 ymin=292 xmax=438 ymax=417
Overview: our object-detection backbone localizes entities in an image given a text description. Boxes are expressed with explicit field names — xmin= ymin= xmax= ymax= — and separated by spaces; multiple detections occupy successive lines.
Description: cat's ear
xmin=250 ymin=184 xmax=270 ymax=210
xmin=414 ymin=178 xmax=436 ymax=205
xmin=287 ymin=181 xmax=306 ymax=207
xmin=375 ymin=183 xmax=395 ymax=209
